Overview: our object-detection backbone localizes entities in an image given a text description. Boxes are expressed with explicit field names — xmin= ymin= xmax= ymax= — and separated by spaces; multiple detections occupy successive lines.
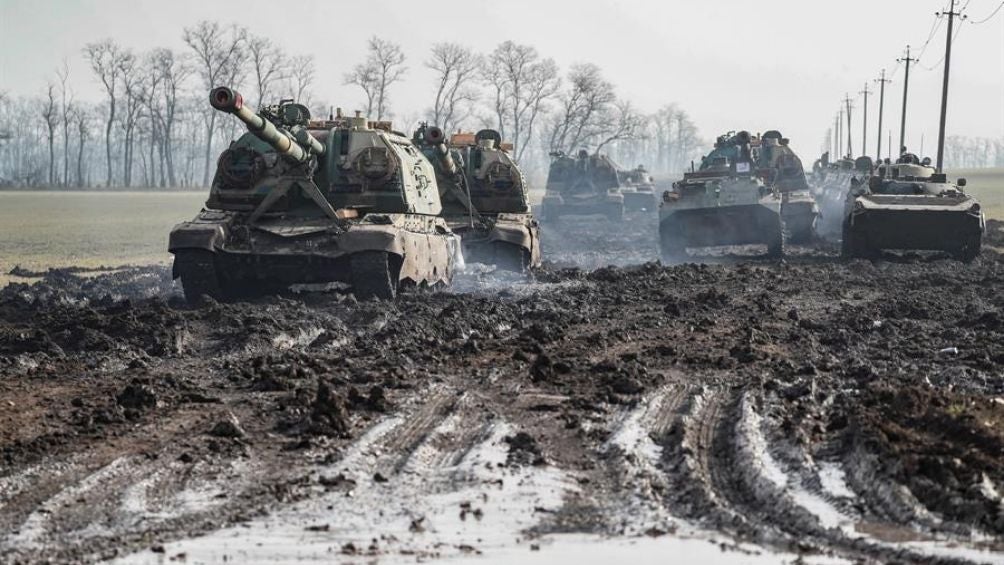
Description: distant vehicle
xmin=810 ymin=152 xmax=873 ymax=239
xmin=415 ymin=126 xmax=541 ymax=272
xmin=620 ymin=165 xmax=659 ymax=212
xmin=842 ymin=153 xmax=984 ymax=261
xmin=660 ymin=130 xmax=809 ymax=261
xmin=168 ymin=87 xmax=460 ymax=303
xmin=541 ymin=150 xmax=626 ymax=222
xmin=758 ymin=130 xmax=817 ymax=243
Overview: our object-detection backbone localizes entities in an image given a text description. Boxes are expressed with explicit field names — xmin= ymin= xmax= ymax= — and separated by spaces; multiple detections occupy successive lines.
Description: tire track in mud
xmin=124 ymin=386 xmax=577 ymax=563
xmin=634 ymin=384 xmax=1003 ymax=564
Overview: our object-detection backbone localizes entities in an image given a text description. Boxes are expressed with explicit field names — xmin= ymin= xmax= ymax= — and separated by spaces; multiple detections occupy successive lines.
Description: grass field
xmin=947 ymin=168 xmax=1004 ymax=219
xmin=0 ymin=171 xmax=1001 ymax=287
xmin=0 ymin=191 xmax=205 ymax=286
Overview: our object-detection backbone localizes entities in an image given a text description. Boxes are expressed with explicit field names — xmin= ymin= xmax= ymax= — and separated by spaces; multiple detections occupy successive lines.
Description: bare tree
xmin=149 ymin=48 xmax=190 ymax=187
xmin=426 ymin=43 xmax=480 ymax=132
xmin=72 ymin=105 xmax=91 ymax=187
xmin=594 ymin=100 xmax=644 ymax=153
xmin=346 ymin=37 xmax=406 ymax=120
xmin=84 ymin=39 xmax=130 ymax=186
xmin=288 ymin=55 xmax=315 ymax=106
xmin=41 ymin=83 xmax=58 ymax=186
xmin=118 ymin=53 xmax=142 ymax=187
xmin=547 ymin=63 xmax=616 ymax=154
xmin=56 ymin=60 xmax=74 ymax=186
xmin=485 ymin=41 xmax=561 ymax=161
xmin=183 ymin=21 xmax=247 ymax=186
xmin=344 ymin=61 xmax=378 ymax=117
xmin=248 ymin=35 xmax=287 ymax=107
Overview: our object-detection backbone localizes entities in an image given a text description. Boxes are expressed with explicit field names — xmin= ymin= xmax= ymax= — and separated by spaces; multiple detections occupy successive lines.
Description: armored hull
xmin=842 ymin=159 xmax=984 ymax=261
xmin=843 ymin=193 xmax=984 ymax=260
xmin=659 ymin=175 xmax=783 ymax=262
xmin=541 ymin=192 xmax=624 ymax=222
xmin=445 ymin=213 xmax=540 ymax=272
xmin=621 ymin=187 xmax=657 ymax=212
xmin=170 ymin=211 xmax=457 ymax=300
xmin=169 ymin=88 xmax=459 ymax=302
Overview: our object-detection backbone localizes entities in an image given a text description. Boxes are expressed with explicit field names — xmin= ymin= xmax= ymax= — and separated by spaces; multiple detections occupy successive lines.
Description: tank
xmin=541 ymin=150 xmax=625 ymax=222
xmin=842 ymin=153 xmax=984 ymax=261
xmin=168 ymin=87 xmax=460 ymax=302
xmin=415 ymin=126 xmax=541 ymax=272
xmin=658 ymin=130 xmax=785 ymax=262
xmin=758 ymin=131 xmax=818 ymax=243
xmin=620 ymin=165 xmax=659 ymax=212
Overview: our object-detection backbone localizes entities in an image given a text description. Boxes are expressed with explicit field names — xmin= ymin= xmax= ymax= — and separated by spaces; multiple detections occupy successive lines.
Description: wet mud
xmin=1 ymin=214 xmax=1003 ymax=563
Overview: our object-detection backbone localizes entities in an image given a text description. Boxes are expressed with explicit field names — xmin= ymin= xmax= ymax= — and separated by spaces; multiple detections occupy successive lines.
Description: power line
xmin=918 ymin=19 xmax=965 ymax=70
xmin=916 ymin=12 xmax=946 ymax=62
xmin=969 ymin=0 xmax=1004 ymax=23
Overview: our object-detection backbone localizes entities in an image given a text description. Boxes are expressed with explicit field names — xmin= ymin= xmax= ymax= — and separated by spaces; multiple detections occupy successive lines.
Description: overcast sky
xmin=2 ymin=0 xmax=1002 ymax=160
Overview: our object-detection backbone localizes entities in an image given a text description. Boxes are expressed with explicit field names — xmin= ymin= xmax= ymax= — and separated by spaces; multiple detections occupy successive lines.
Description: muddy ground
xmin=1 ymin=216 xmax=1004 ymax=564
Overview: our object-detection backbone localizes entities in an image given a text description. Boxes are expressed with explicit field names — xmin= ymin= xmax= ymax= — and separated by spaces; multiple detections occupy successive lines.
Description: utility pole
xmin=859 ymin=83 xmax=872 ymax=156
xmin=936 ymin=0 xmax=965 ymax=172
xmin=843 ymin=94 xmax=855 ymax=157
xmin=874 ymin=69 xmax=891 ymax=161
xmin=897 ymin=45 xmax=918 ymax=155
xmin=838 ymin=106 xmax=844 ymax=158
xmin=834 ymin=113 xmax=840 ymax=157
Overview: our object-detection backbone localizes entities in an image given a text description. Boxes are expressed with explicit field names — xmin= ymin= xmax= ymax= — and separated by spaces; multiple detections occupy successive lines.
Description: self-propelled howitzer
xmin=168 ymin=88 xmax=461 ymax=302
xmin=416 ymin=126 xmax=541 ymax=271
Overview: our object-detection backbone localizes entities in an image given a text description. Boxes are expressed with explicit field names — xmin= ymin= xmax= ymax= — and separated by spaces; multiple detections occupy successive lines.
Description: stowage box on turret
xmin=168 ymin=87 xmax=460 ymax=302
xmin=415 ymin=126 xmax=540 ymax=272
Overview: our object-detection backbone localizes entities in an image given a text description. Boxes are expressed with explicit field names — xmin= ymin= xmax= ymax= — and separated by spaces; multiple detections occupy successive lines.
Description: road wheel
xmin=494 ymin=242 xmax=530 ymax=273
xmin=351 ymin=251 xmax=398 ymax=300
xmin=174 ymin=250 xmax=224 ymax=305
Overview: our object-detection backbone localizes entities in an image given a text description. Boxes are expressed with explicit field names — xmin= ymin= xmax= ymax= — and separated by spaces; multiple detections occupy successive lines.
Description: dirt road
xmin=2 ymin=215 xmax=1003 ymax=564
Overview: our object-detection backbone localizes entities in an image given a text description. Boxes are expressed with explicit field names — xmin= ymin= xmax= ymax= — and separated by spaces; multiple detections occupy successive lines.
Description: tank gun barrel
xmin=423 ymin=126 xmax=458 ymax=176
xmin=209 ymin=87 xmax=324 ymax=162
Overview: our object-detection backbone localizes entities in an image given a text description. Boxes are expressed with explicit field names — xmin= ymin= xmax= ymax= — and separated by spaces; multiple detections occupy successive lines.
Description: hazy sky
xmin=2 ymin=0 xmax=1002 ymax=160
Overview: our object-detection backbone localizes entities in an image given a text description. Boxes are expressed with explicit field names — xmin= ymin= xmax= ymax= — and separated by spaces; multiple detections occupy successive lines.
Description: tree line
xmin=0 ymin=21 xmax=706 ymax=189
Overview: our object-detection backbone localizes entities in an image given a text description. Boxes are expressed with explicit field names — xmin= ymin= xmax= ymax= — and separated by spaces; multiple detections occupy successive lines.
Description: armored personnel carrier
xmin=758 ymin=131 xmax=818 ymax=242
xmin=811 ymin=154 xmax=873 ymax=239
xmin=541 ymin=150 xmax=625 ymax=222
xmin=415 ymin=126 xmax=540 ymax=272
xmin=168 ymin=87 xmax=460 ymax=302
xmin=659 ymin=131 xmax=784 ymax=262
xmin=620 ymin=165 xmax=659 ymax=212
xmin=842 ymin=153 xmax=984 ymax=261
